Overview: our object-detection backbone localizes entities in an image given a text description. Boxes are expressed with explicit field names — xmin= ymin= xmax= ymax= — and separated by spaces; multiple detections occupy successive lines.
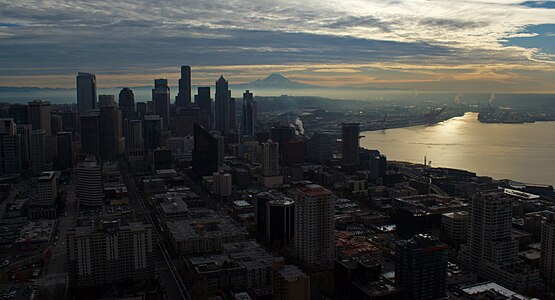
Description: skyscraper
xmin=215 ymin=75 xmax=230 ymax=133
xmin=125 ymin=119 xmax=143 ymax=149
xmin=294 ymin=184 xmax=335 ymax=271
xmin=459 ymin=190 xmax=542 ymax=291
xmin=56 ymin=132 xmax=73 ymax=170
xmin=80 ymin=110 xmax=100 ymax=157
xmin=99 ymin=95 xmax=122 ymax=161
xmin=152 ymin=79 xmax=170 ymax=129
xmin=77 ymin=157 xmax=103 ymax=207
xmin=196 ymin=86 xmax=212 ymax=129
xmin=30 ymin=129 xmax=47 ymax=175
xmin=118 ymin=87 xmax=135 ymax=123
xmin=192 ymin=123 xmax=218 ymax=176
xmin=66 ymin=218 xmax=155 ymax=289
xmin=0 ymin=118 xmax=22 ymax=176
xmin=31 ymin=171 xmax=57 ymax=219
xmin=395 ymin=234 xmax=448 ymax=300
xmin=143 ymin=115 xmax=162 ymax=154
xmin=77 ymin=72 xmax=97 ymax=114
xmin=261 ymin=140 xmax=279 ymax=177
xmin=8 ymin=104 xmax=29 ymax=125
xmin=16 ymin=124 xmax=32 ymax=170
xmin=176 ymin=65 xmax=191 ymax=108
xmin=242 ymin=90 xmax=254 ymax=136
xmin=341 ymin=123 xmax=360 ymax=166
xmin=266 ymin=197 xmax=295 ymax=249
xmin=28 ymin=100 xmax=51 ymax=136
xmin=541 ymin=214 xmax=555 ymax=286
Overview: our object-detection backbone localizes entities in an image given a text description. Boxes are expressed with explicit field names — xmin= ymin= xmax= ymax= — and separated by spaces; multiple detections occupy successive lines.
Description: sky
xmin=0 ymin=0 xmax=554 ymax=93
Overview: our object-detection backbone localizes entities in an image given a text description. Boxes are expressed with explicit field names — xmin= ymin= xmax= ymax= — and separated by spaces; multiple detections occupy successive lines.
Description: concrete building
xmin=76 ymin=72 xmax=97 ymax=114
xmin=66 ymin=218 xmax=155 ymax=289
xmin=459 ymin=190 xmax=542 ymax=292
xmin=213 ymin=171 xmax=232 ymax=197
xmin=28 ymin=100 xmax=51 ymax=136
xmin=152 ymin=79 xmax=170 ymax=129
xmin=294 ymin=184 xmax=335 ymax=271
xmin=541 ymin=214 xmax=555 ymax=285
xmin=124 ymin=119 xmax=143 ymax=149
xmin=56 ymin=132 xmax=73 ymax=170
xmin=78 ymin=157 xmax=103 ymax=207
xmin=30 ymin=129 xmax=47 ymax=175
xmin=261 ymin=140 xmax=279 ymax=177
xmin=395 ymin=234 xmax=448 ymax=300
xmin=0 ymin=119 xmax=22 ymax=176
xmin=442 ymin=211 xmax=470 ymax=245
xmin=30 ymin=171 xmax=57 ymax=219
xmin=307 ymin=131 xmax=334 ymax=162
xmin=273 ymin=262 xmax=310 ymax=300
xmin=341 ymin=122 xmax=359 ymax=166
xmin=16 ymin=124 xmax=32 ymax=170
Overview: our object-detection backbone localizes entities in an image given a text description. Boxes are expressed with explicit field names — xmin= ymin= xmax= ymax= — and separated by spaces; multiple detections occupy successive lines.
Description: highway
xmin=120 ymin=164 xmax=191 ymax=300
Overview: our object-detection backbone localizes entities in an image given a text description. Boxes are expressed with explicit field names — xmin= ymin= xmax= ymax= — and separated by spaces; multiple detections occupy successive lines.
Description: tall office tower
xmin=28 ymin=100 xmax=52 ymax=136
xmin=50 ymin=115 xmax=63 ymax=135
xmin=98 ymin=95 xmax=121 ymax=161
xmin=60 ymin=111 xmax=78 ymax=132
xmin=8 ymin=104 xmax=29 ymax=125
xmin=174 ymin=106 xmax=200 ymax=137
xmin=192 ymin=123 xmax=218 ymax=176
xmin=56 ymin=132 xmax=73 ymax=170
xmin=212 ymin=171 xmax=232 ymax=197
xmin=267 ymin=197 xmax=295 ymax=249
xmin=261 ymin=140 xmax=280 ymax=176
xmin=176 ymin=65 xmax=191 ymax=108
xmin=395 ymin=234 xmax=448 ymax=300
xmin=118 ymin=87 xmax=135 ymax=123
xmin=136 ymin=102 xmax=147 ymax=118
xmin=16 ymin=124 xmax=32 ymax=170
xmin=341 ymin=123 xmax=360 ymax=165
xmin=460 ymin=190 xmax=541 ymax=291
xmin=152 ymin=79 xmax=170 ymax=129
xmin=31 ymin=171 xmax=57 ymax=219
xmin=215 ymin=75 xmax=231 ymax=133
xmin=143 ymin=115 xmax=162 ymax=154
xmin=541 ymin=214 xmax=555 ymax=285
xmin=77 ymin=157 xmax=103 ymax=207
xmin=294 ymin=184 xmax=335 ymax=271
xmin=125 ymin=119 xmax=143 ymax=149
xmin=30 ymin=129 xmax=47 ymax=175
xmin=76 ymin=72 xmax=97 ymax=114
xmin=66 ymin=218 xmax=155 ymax=289
xmin=272 ymin=262 xmax=310 ymax=300
xmin=0 ymin=119 xmax=22 ymax=176
xmin=228 ymin=97 xmax=236 ymax=132
xmin=80 ymin=110 xmax=100 ymax=157
xmin=196 ymin=86 xmax=212 ymax=128
xmin=307 ymin=131 xmax=334 ymax=161
xmin=242 ymin=90 xmax=254 ymax=136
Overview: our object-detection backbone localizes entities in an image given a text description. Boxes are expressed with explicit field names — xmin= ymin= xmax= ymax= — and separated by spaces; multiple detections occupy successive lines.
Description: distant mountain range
xmin=235 ymin=73 xmax=318 ymax=89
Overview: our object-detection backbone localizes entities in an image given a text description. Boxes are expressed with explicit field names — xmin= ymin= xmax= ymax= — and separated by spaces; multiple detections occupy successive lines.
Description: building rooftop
xmin=460 ymin=282 xmax=528 ymax=300
xmin=276 ymin=265 xmax=307 ymax=283
xmin=298 ymin=184 xmax=332 ymax=196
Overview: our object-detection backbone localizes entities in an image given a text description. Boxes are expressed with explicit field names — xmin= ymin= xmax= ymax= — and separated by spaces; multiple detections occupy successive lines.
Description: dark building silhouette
xmin=136 ymin=102 xmax=147 ymax=118
xmin=98 ymin=95 xmax=122 ymax=161
xmin=175 ymin=106 xmax=200 ymax=137
xmin=143 ymin=115 xmax=162 ymax=155
xmin=8 ymin=104 xmax=29 ymax=125
xmin=395 ymin=234 xmax=448 ymax=300
xmin=176 ymin=65 xmax=191 ymax=108
xmin=270 ymin=125 xmax=294 ymax=145
xmin=342 ymin=123 xmax=360 ymax=166
xmin=0 ymin=119 xmax=22 ymax=176
xmin=242 ymin=90 xmax=254 ymax=136
xmin=60 ymin=111 xmax=78 ymax=132
xmin=282 ymin=140 xmax=305 ymax=166
xmin=50 ymin=115 xmax=63 ymax=135
xmin=28 ymin=100 xmax=51 ymax=136
xmin=152 ymin=79 xmax=170 ymax=129
xmin=195 ymin=86 xmax=212 ymax=129
xmin=16 ymin=124 xmax=32 ymax=170
xmin=215 ymin=76 xmax=232 ymax=134
xmin=80 ymin=110 xmax=100 ymax=157
xmin=119 ymin=87 xmax=135 ymax=124
xmin=56 ymin=132 xmax=73 ymax=170
xmin=192 ymin=123 xmax=218 ymax=176
xmin=76 ymin=72 xmax=97 ymax=114
xmin=266 ymin=197 xmax=294 ymax=249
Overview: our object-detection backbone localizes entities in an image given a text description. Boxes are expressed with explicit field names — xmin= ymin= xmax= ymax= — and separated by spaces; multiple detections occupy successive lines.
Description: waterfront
xmin=360 ymin=112 xmax=555 ymax=185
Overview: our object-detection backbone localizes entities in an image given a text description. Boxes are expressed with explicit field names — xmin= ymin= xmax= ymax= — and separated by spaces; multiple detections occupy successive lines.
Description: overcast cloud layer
xmin=0 ymin=0 xmax=554 ymax=92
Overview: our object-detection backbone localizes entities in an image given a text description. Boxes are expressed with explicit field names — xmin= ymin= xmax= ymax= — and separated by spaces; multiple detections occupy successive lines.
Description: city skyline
xmin=0 ymin=0 xmax=554 ymax=92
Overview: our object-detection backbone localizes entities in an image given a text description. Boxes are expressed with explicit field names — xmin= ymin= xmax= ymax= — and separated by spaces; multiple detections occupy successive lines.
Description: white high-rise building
xmin=460 ymin=190 xmax=542 ymax=292
xmin=261 ymin=140 xmax=279 ymax=177
xmin=78 ymin=157 xmax=103 ymax=207
xmin=541 ymin=214 xmax=555 ymax=286
xmin=294 ymin=184 xmax=335 ymax=271
xmin=30 ymin=171 xmax=57 ymax=219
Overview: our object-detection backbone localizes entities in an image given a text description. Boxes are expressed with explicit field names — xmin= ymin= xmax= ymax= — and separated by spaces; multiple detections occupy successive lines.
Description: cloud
xmin=0 ymin=0 xmax=554 ymax=92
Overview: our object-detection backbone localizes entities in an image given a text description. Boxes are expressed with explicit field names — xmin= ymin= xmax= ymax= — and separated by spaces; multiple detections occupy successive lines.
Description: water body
xmin=360 ymin=112 xmax=555 ymax=185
